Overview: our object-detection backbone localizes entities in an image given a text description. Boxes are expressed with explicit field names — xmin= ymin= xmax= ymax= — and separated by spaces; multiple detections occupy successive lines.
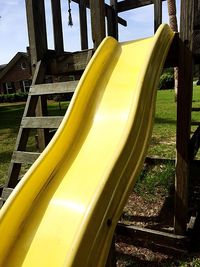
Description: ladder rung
xmin=30 ymin=81 xmax=79 ymax=95
xmin=1 ymin=188 xmax=13 ymax=201
xmin=192 ymin=107 xmax=200 ymax=112
xmin=191 ymin=122 xmax=200 ymax=126
xmin=12 ymin=151 xmax=40 ymax=164
xmin=21 ymin=116 xmax=63 ymax=129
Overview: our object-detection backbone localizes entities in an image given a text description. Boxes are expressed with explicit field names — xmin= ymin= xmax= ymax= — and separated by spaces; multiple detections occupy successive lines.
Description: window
xmin=4 ymin=82 xmax=15 ymax=94
xmin=22 ymin=80 xmax=31 ymax=92
xmin=21 ymin=62 xmax=27 ymax=70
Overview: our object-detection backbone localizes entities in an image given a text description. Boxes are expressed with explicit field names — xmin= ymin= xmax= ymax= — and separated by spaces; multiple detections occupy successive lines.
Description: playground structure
xmin=0 ymin=0 xmax=200 ymax=265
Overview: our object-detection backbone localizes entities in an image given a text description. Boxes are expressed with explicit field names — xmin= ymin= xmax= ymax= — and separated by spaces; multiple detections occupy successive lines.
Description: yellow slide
xmin=0 ymin=24 xmax=174 ymax=267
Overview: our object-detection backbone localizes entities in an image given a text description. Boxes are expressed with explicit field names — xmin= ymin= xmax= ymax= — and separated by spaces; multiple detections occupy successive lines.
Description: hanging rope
xmin=167 ymin=0 xmax=178 ymax=101
xmin=68 ymin=0 xmax=73 ymax=26
xmin=167 ymin=0 xmax=178 ymax=32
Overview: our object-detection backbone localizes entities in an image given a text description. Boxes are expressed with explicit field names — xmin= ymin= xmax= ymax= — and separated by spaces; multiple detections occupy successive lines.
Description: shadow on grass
xmin=154 ymin=117 xmax=176 ymax=125
xmin=0 ymin=150 xmax=12 ymax=163
xmin=0 ymin=104 xmax=24 ymax=131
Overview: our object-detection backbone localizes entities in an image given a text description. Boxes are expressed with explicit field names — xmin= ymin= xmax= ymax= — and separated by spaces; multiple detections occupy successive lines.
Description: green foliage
xmin=0 ymin=92 xmax=28 ymax=103
xmin=159 ymin=72 xmax=174 ymax=89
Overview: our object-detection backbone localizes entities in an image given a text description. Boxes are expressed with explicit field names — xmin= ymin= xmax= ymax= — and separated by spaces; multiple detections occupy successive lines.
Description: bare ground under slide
xmin=0 ymin=24 xmax=174 ymax=267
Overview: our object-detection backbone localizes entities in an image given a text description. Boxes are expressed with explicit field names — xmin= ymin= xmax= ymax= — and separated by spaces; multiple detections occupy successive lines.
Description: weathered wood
xmin=50 ymin=50 xmax=93 ymax=75
xmin=107 ymin=0 xmax=118 ymax=39
xmin=89 ymin=0 xmax=106 ymax=49
xmin=191 ymin=121 xmax=200 ymax=126
xmin=72 ymin=0 xmax=127 ymax=26
xmin=21 ymin=117 xmax=63 ymax=129
xmin=116 ymin=223 xmax=190 ymax=251
xmin=25 ymin=0 xmax=48 ymax=69
xmin=175 ymin=0 xmax=194 ymax=235
xmin=192 ymin=107 xmax=200 ymax=112
xmin=1 ymin=188 xmax=14 ymax=201
xmin=5 ymin=61 xmax=46 ymax=188
xmin=51 ymin=0 xmax=64 ymax=54
xmin=117 ymin=0 xmax=166 ymax=13
xmin=154 ymin=0 xmax=162 ymax=32
xmin=164 ymin=33 xmax=179 ymax=67
xmin=105 ymin=236 xmax=116 ymax=267
xmin=12 ymin=151 xmax=40 ymax=164
xmin=30 ymin=81 xmax=79 ymax=95
xmin=79 ymin=0 xmax=88 ymax=50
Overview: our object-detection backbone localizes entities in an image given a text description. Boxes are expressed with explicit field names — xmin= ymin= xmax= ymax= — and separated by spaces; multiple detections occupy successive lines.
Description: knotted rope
xmin=68 ymin=0 xmax=73 ymax=26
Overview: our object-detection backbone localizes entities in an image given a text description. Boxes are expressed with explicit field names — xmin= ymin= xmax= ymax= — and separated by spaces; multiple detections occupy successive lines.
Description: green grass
xmin=0 ymin=101 xmax=69 ymax=185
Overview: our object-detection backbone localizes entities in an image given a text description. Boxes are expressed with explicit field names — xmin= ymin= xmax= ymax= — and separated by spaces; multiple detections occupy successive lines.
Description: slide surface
xmin=0 ymin=24 xmax=174 ymax=267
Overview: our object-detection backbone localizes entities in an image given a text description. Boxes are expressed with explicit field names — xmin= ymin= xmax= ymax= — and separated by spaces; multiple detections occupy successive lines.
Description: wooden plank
xmin=21 ymin=117 xmax=63 ymax=129
xmin=50 ymin=50 xmax=93 ymax=75
xmin=89 ymin=0 xmax=106 ymax=49
xmin=1 ymin=188 xmax=13 ymax=202
xmin=0 ymin=198 xmax=4 ymax=208
xmin=191 ymin=122 xmax=200 ymax=126
xmin=12 ymin=151 xmax=40 ymax=164
xmin=5 ymin=61 xmax=46 ymax=188
xmin=107 ymin=0 xmax=118 ymax=39
xmin=192 ymin=107 xmax=200 ymax=112
xmin=25 ymin=0 xmax=48 ymax=69
xmin=30 ymin=81 xmax=79 ymax=95
xmin=164 ymin=33 xmax=179 ymax=67
xmin=72 ymin=0 xmax=127 ymax=26
xmin=116 ymin=223 xmax=189 ymax=251
xmin=154 ymin=0 xmax=162 ymax=32
xmin=117 ymin=0 xmax=166 ymax=13
xmin=51 ymin=0 xmax=64 ymax=54
xmin=175 ymin=0 xmax=194 ymax=235
xmin=105 ymin=236 xmax=116 ymax=267
xmin=79 ymin=0 xmax=88 ymax=50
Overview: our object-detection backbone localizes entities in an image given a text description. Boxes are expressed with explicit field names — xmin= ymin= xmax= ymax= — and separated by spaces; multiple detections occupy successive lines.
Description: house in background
xmin=0 ymin=52 xmax=32 ymax=94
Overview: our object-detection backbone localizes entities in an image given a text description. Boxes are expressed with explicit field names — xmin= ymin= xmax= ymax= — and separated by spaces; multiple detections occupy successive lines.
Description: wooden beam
xmin=72 ymin=0 xmax=127 ymax=26
xmin=107 ymin=0 xmax=118 ymax=39
xmin=154 ymin=0 xmax=162 ymax=32
xmin=89 ymin=0 xmax=106 ymax=49
xmin=25 ymin=0 xmax=48 ymax=69
xmin=12 ymin=151 xmax=40 ymax=164
xmin=79 ymin=0 xmax=89 ymax=50
xmin=50 ymin=49 xmax=93 ymax=75
xmin=116 ymin=223 xmax=190 ymax=251
xmin=175 ymin=0 xmax=194 ymax=235
xmin=30 ymin=81 xmax=79 ymax=95
xmin=21 ymin=117 xmax=63 ymax=129
xmin=117 ymin=0 xmax=166 ymax=13
xmin=51 ymin=0 xmax=64 ymax=54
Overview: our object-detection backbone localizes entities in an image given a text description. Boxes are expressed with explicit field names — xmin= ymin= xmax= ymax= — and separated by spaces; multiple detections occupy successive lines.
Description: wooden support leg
xmin=105 ymin=236 xmax=116 ymax=267
xmin=175 ymin=0 xmax=194 ymax=235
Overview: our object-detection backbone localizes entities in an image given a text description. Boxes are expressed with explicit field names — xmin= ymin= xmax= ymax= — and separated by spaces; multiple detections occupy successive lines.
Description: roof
xmin=0 ymin=52 xmax=29 ymax=80
xmin=0 ymin=64 xmax=6 ymax=71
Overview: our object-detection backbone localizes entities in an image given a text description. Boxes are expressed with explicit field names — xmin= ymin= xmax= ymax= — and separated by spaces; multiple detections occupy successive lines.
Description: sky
xmin=0 ymin=0 xmax=180 ymax=65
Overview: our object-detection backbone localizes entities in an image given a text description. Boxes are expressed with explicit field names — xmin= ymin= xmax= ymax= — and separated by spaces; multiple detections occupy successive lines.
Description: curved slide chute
xmin=0 ymin=24 xmax=174 ymax=267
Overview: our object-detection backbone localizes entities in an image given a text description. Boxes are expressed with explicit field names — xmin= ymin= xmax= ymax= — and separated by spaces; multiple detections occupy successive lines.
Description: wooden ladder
xmin=0 ymin=61 xmax=79 ymax=206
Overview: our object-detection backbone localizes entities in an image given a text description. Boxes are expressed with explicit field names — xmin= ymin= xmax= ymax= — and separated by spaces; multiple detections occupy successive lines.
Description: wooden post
xmin=25 ymin=0 xmax=48 ymax=69
xmin=154 ymin=0 xmax=162 ymax=32
xmin=107 ymin=0 xmax=118 ymax=39
xmin=79 ymin=0 xmax=89 ymax=50
xmin=105 ymin=236 xmax=116 ymax=267
xmin=25 ymin=0 xmax=49 ymax=151
xmin=51 ymin=0 xmax=64 ymax=54
xmin=89 ymin=0 xmax=106 ymax=49
xmin=175 ymin=0 xmax=194 ymax=235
